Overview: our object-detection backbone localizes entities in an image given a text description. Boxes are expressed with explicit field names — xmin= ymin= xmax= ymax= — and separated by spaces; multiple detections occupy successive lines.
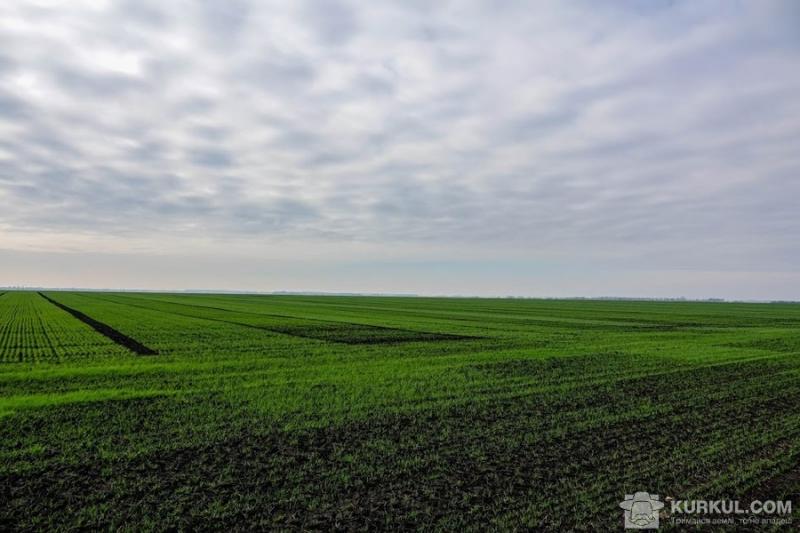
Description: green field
xmin=1 ymin=291 xmax=799 ymax=530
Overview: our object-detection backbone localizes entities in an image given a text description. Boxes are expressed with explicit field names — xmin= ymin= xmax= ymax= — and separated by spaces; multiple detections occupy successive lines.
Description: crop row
xmin=0 ymin=292 xmax=127 ymax=362
xmin=38 ymin=292 xmax=320 ymax=358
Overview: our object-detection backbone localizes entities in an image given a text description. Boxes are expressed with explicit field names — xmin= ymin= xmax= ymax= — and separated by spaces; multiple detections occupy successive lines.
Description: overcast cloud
xmin=1 ymin=1 xmax=799 ymax=298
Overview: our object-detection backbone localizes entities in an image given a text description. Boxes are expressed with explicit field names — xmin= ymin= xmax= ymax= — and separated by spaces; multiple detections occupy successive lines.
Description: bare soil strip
xmin=37 ymin=293 xmax=158 ymax=355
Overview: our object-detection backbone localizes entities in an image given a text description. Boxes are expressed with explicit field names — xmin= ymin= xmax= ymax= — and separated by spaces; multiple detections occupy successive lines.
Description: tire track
xmin=37 ymin=293 xmax=158 ymax=355
xmin=78 ymin=293 xmax=476 ymax=344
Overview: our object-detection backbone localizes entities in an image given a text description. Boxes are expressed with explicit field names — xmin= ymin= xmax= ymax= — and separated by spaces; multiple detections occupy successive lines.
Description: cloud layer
xmin=1 ymin=1 xmax=799 ymax=297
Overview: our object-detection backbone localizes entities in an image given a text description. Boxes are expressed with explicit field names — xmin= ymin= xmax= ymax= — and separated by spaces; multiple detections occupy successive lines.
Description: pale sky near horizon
xmin=1 ymin=1 xmax=799 ymax=299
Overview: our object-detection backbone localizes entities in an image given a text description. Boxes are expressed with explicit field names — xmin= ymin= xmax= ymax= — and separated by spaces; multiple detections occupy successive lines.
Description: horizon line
xmin=1 ymin=287 xmax=797 ymax=304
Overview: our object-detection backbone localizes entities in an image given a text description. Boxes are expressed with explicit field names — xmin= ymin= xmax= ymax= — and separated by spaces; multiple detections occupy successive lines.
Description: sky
xmin=1 ymin=1 xmax=799 ymax=299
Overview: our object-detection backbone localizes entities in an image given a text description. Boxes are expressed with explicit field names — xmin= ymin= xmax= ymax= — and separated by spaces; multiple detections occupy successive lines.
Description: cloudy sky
xmin=1 ymin=1 xmax=798 ymax=299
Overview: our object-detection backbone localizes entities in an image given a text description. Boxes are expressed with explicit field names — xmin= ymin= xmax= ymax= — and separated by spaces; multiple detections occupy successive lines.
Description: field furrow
xmin=38 ymin=293 xmax=158 ymax=355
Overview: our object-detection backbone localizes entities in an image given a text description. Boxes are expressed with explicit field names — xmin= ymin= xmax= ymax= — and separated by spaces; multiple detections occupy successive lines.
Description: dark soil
xmin=4 ymin=358 xmax=800 ymax=531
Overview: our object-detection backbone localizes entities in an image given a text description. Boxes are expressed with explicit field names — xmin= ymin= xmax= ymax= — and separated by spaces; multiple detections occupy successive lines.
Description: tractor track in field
xmin=93 ymin=293 xmax=460 ymax=332
xmin=78 ymin=293 xmax=477 ymax=345
xmin=37 ymin=293 xmax=158 ymax=355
